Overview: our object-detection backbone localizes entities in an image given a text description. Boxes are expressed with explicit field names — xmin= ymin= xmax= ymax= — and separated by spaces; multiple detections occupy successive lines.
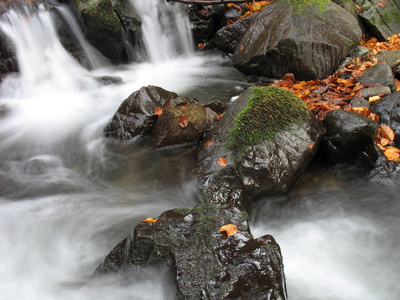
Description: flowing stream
xmin=0 ymin=1 xmax=399 ymax=300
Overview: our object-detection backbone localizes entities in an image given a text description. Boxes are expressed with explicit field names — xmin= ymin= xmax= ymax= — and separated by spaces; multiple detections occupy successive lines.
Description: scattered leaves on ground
xmin=219 ymin=224 xmax=238 ymax=236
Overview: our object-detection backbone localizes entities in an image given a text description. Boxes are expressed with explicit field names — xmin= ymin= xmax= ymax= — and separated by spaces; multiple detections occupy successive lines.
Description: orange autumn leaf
xmin=308 ymin=143 xmax=315 ymax=150
xmin=380 ymin=125 xmax=395 ymax=141
xmin=240 ymin=44 xmax=244 ymax=51
xmin=351 ymin=106 xmax=371 ymax=117
xmin=154 ymin=107 xmax=163 ymax=116
xmin=380 ymin=138 xmax=390 ymax=146
xmin=179 ymin=114 xmax=189 ymax=128
xmin=377 ymin=1 xmax=386 ymax=7
xmin=384 ymin=147 xmax=400 ymax=160
xmin=204 ymin=139 xmax=215 ymax=147
xmin=141 ymin=217 xmax=157 ymax=223
xmin=198 ymin=43 xmax=205 ymax=49
xmin=217 ymin=113 xmax=224 ymax=121
xmin=220 ymin=224 xmax=238 ymax=236
xmin=217 ymin=157 xmax=227 ymax=166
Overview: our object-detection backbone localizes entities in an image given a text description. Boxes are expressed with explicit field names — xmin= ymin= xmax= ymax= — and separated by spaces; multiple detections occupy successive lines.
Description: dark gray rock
xmin=104 ymin=86 xmax=178 ymax=141
xmin=214 ymin=13 xmax=258 ymax=54
xmin=358 ymin=0 xmax=400 ymax=40
xmin=184 ymin=4 xmax=225 ymax=45
xmin=150 ymin=104 xmax=218 ymax=148
xmin=376 ymin=50 xmax=400 ymax=68
xmin=322 ymin=110 xmax=378 ymax=162
xmin=196 ymin=86 xmax=323 ymax=206
xmin=360 ymin=86 xmax=392 ymax=98
xmin=358 ymin=63 xmax=396 ymax=92
xmin=372 ymin=91 xmax=400 ymax=145
xmin=76 ymin=0 xmax=140 ymax=64
xmin=96 ymin=203 xmax=288 ymax=300
xmin=0 ymin=31 xmax=18 ymax=75
xmin=232 ymin=2 xmax=362 ymax=80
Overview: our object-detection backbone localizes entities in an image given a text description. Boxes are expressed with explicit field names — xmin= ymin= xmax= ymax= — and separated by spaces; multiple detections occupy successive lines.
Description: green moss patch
xmin=279 ymin=0 xmax=330 ymax=11
xmin=225 ymin=86 xmax=309 ymax=159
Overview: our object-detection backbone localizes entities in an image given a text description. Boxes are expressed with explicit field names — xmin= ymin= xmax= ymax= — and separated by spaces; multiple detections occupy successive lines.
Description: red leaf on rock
xmin=204 ymin=140 xmax=215 ymax=147
xmin=154 ymin=107 xmax=163 ymax=116
xmin=179 ymin=114 xmax=189 ymax=128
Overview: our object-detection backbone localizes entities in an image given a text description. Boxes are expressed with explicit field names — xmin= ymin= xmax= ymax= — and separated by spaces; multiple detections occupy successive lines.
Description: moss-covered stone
xmin=225 ymin=86 xmax=309 ymax=160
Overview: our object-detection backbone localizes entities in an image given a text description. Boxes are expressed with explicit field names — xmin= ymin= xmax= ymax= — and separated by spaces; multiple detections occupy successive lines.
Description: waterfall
xmin=130 ymin=0 xmax=194 ymax=63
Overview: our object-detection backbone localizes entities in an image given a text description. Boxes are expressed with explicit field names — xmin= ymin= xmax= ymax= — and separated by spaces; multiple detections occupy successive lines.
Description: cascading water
xmin=0 ymin=1 xmax=399 ymax=300
xmin=130 ymin=0 xmax=194 ymax=63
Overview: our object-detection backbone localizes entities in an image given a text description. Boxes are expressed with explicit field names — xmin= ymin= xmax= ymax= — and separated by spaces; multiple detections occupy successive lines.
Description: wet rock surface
xmin=104 ymin=85 xmax=179 ymax=141
xmin=232 ymin=2 xmax=361 ymax=80
xmin=322 ymin=110 xmax=379 ymax=163
xmin=196 ymin=86 xmax=323 ymax=207
xmin=150 ymin=103 xmax=218 ymax=148
xmin=96 ymin=203 xmax=287 ymax=300
xmin=358 ymin=62 xmax=397 ymax=92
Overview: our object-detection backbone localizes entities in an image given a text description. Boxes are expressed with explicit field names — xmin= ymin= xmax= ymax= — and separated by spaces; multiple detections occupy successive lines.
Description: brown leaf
xmin=377 ymin=1 xmax=386 ymax=7
xmin=217 ymin=157 xmax=227 ymax=167
xmin=217 ymin=113 xmax=223 ymax=121
xmin=240 ymin=44 xmax=244 ymax=51
xmin=220 ymin=224 xmax=238 ymax=237
xmin=380 ymin=138 xmax=390 ymax=146
xmin=154 ymin=107 xmax=163 ymax=116
xmin=308 ymin=143 xmax=315 ymax=150
xmin=384 ymin=147 xmax=400 ymax=160
xmin=380 ymin=125 xmax=395 ymax=141
xmin=179 ymin=114 xmax=189 ymax=128
xmin=204 ymin=140 xmax=215 ymax=147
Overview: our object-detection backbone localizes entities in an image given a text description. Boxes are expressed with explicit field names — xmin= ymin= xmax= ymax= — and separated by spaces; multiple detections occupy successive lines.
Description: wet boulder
xmin=76 ymin=0 xmax=141 ymax=64
xmin=184 ymin=4 xmax=225 ymax=46
xmin=372 ymin=91 xmax=400 ymax=146
xmin=232 ymin=1 xmax=361 ymax=80
xmin=358 ymin=0 xmax=400 ymax=41
xmin=322 ymin=110 xmax=378 ymax=163
xmin=0 ymin=31 xmax=18 ymax=75
xmin=104 ymin=86 xmax=178 ymax=141
xmin=214 ymin=13 xmax=258 ymax=54
xmin=150 ymin=104 xmax=218 ymax=148
xmin=358 ymin=63 xmax=397 ymax=93
xmin=96 ymin=203 xmax=287 ymax=300
xmin=196 ymin=86 xmax=323 ymax=207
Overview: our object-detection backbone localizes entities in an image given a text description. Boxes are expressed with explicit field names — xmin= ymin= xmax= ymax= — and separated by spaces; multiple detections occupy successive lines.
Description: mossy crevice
xmin=279 ymin=0 xmax=330 ymax=12
xmin=225 ymin=86 xmax=309 ymax=160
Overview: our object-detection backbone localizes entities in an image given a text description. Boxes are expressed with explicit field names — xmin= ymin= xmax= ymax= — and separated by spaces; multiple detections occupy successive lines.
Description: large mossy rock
xmin=196 ymin=86 xmax=323 ymax=207
xmin=76 ymin=0 xmax=141 ymax=63
xmin=104 ymin=86 xmax=178 ymax=141
xmin=232 ymin=1 xmax=362 ymax=80
xmin=96 ymin=203 xmax=287 ymax=300
xmin=357 ymin=0 xmax=400 ymax=40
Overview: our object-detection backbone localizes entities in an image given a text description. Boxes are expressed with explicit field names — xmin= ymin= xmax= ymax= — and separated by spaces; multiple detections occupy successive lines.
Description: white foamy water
xmin=1 ymin=1 xmax=398 ymax=300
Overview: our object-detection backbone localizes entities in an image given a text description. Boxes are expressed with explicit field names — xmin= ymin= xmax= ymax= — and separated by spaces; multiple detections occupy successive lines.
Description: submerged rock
xmin=232 ymin=1 xmax=361 ymax=80
xmin=196 ymin=86 xmax=323 ymax=207
xmin=96 ymin=203 xmax=287 ymax=300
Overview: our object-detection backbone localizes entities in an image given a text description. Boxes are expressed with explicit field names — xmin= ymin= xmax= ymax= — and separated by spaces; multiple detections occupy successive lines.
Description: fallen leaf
xmin=380 ymin=138 xmax=390 ymax=146
xmin=154 ymin=107 xmax=163 ymax=116
xmin=377 ymin=1 xmax=386 ymax=7
xmin=204 ymin=139 xmax=215 ymax=147
xmin=308 ymin=143 xmax=315 ymax=150
xmin=351 ymin=106 xmax=371 ymax=116
xmin=380 ymin=125 xmax=395 ymax=141
xmin=179 ymin=114 xmax=189 ymax=128
xmin=240 ymin=44 xmax=244 ymax=51
xmin=141 ymin=217 xmax=157 ymax=223
xmin=180 ymin=106 xmax=188 ymax=111
xmin=219 ymin=224 xmax=238 ymax=236
xmin=368 ymin=95 xmax=381 ymax=103
xmin=198 ymin=43 xmax=205 ymax=49
xmin=217 ymin=113 xmax=223 ymax=120
xmin=217 ymin=157 xmax=227 ymax=167
xmin=384 ymin=147 xmax=400 ymax=160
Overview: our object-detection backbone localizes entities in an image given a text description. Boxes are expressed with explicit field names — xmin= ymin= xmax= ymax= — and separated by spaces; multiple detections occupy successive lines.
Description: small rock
xmin=358 ymin=63 xmax=397 ymax=93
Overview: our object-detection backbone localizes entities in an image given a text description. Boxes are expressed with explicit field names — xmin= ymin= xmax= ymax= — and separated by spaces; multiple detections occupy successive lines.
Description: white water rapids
xmin=0 ymin=1 xmax=399 ymax=300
